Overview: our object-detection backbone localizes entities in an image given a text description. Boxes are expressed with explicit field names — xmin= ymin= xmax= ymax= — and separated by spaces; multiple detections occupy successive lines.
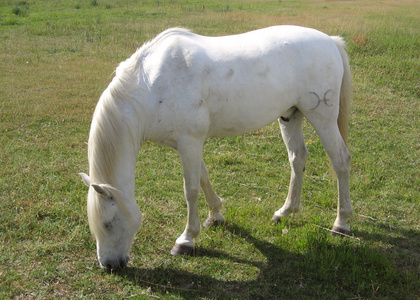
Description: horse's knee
xmin=185 ymin=186 xmax=200 ymax=201
xmin=200 ymin=168 xmax=209 ymax=185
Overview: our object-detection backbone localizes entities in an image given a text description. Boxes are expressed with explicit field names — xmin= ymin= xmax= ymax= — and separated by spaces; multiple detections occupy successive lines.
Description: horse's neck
xmin=89 ymin=114 xmax=141 ymax=194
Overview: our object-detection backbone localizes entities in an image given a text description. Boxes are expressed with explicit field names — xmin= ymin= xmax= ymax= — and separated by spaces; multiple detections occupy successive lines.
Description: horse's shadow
xmin=353 ymin=220 xmax=420 ymax=259
xmin=118 ymin=223 xmax=302 ymax=299
xmin=117 ymin=221 xmax=420 ymax=299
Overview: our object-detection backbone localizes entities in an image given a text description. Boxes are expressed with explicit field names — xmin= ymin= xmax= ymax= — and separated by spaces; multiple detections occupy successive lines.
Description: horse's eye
xmin=103 ymin=221 xmax=113 ymax=231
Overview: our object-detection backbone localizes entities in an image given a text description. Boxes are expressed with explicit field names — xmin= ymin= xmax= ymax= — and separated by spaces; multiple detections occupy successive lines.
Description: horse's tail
xmin=331 ymin=36 xmax=352 ymax=146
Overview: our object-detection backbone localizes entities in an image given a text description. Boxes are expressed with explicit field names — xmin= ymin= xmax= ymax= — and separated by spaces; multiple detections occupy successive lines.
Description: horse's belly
xmin=206 ymin=93 xmax=291 ymax=138
xmin=207 ymin=115 xmax=280 ymax=138
xmin=203 ymin=65 xmax=297 ymax=137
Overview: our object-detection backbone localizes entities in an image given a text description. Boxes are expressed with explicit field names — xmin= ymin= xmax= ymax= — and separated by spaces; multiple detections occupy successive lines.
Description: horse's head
xmin=80 ymin=173 xmax=141 ymax=272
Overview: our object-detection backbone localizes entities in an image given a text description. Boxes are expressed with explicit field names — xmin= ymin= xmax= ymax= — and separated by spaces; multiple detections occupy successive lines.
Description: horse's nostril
xmin=118 ymin=256 xmax=129 ymax=269
xmin=105 ymin=264 xmax=112 ymax=273
xmin=119 ymin=260 xmax=127 ymax=269
xmin=102 ymin=256 xmax=129 ymax=272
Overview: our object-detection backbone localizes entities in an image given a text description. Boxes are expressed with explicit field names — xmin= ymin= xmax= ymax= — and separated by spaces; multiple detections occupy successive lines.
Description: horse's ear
xmin=79 ymin=173 xmax=90 ymax=187
xmin=92 ymin=184 xmax=113 ymax=199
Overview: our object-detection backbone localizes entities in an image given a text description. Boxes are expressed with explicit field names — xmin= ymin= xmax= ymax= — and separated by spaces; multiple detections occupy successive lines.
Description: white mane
xmin=89 ymin=27 xmax=193 ymax=184
xmin=87 ymin=92 xmax=128 ymax=237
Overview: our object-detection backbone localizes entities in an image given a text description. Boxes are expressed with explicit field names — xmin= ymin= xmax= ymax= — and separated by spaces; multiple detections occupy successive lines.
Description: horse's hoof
xmin=170 ymin=244 xmax=194 ymax=256
xmin=330 ymin=227 xmax=351 ymax=237
xmin=271 ymin=215 xmax=282 ymax=223
xmin=203 ymin=218 xmax=225 ymax=228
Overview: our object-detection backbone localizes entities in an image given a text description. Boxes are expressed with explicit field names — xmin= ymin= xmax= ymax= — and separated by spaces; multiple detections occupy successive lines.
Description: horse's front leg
xmin=170 ymin=138 xmax=204 ymax=256
xmin=200 ymin=160 xmax=226 ymax=228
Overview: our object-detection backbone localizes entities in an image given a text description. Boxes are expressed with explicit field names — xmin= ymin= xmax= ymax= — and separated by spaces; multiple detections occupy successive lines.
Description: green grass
xmin=1 ymin=0 xmax=419 ymax=298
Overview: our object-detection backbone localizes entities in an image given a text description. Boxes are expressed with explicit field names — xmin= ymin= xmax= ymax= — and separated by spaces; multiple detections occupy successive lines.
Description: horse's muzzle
xmin=101 ymin=255 xmax=129 ymax=273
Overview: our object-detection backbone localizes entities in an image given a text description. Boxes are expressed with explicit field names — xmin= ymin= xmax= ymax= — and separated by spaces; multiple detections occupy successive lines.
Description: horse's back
xmin=142 ymin=26 xmax=344 ymax=140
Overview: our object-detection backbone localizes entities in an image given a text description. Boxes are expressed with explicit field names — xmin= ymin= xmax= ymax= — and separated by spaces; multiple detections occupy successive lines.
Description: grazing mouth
xmin=100 ymin=255 xmax=129 ymax=273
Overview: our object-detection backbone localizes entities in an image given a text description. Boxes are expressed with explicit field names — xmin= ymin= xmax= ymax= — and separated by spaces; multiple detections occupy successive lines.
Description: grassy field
xmin=1 ymin=0 xmax=419 ymax=298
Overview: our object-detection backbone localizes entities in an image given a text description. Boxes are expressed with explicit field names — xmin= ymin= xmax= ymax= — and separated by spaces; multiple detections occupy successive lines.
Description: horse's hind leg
xmin=272 ymin=110 xmax=309 ymax=222
xmin=200 ymin=160 xmax=226 ymax=228
xmin=305 ymin=112 xmax=352 ymax=234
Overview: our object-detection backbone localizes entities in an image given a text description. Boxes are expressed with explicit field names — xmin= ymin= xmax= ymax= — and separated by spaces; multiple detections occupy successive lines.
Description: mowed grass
xmin=1 ymin=0 xmax=419 ymax=298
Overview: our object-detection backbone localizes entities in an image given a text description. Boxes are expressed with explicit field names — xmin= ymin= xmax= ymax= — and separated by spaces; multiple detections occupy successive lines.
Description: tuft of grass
xmin=12 ymin=1 xmax=29 ymax=17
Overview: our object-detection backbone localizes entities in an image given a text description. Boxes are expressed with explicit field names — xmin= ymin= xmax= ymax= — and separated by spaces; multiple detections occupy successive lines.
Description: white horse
xmin=79 ymin=25 xmax=352 ymax=272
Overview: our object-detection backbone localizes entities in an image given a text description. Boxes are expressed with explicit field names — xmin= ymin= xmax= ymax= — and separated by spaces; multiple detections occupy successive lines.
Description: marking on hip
xmin=309 ymin=89 xmax=333 ymax=110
